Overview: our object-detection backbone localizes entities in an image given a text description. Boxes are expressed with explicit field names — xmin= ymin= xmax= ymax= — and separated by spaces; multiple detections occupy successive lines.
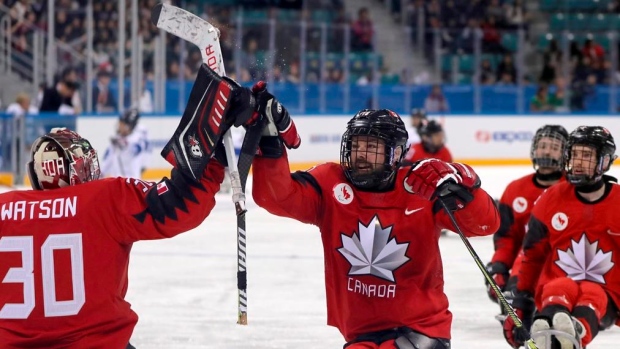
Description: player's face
xmin=569 ymin=144 xmax=598 ymax=177
xmin=424 ymin=132 xmax=445 ymax=149
xmin=534 ymin=136 xmax=564 ymax=172
xmin=118 ymin=122 xmax=131 ymax=137
xmin=350 ymin=136 xmax=385 ymax=175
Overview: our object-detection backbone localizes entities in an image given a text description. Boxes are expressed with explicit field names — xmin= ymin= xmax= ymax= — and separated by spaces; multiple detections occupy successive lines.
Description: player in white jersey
xmin=100 ymin=109 xmax=151 ymax=178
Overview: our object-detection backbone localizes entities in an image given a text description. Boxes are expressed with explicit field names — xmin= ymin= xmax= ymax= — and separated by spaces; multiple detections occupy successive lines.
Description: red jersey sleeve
xmin=104 ymin=160 xmax=225 ymax=244
xmin=491 ymin=181 xmax=522 ymax=267
xmin=252 ymin=150 xmax=322 ymax=225
xmin=517 ymin=192 xmax=552 ymax=294
xmin=436 ymin=188 xmax=500 ymax=237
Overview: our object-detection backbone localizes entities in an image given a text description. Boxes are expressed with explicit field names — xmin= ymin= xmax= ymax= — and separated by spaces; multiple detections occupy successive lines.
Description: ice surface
xmin=7 ymin=166 xmax=618 ymax=348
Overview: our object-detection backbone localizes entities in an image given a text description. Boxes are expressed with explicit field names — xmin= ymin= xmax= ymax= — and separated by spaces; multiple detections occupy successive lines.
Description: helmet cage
xmin=565 ymin=126 xmax=616 ymax=186
xmin=530 ymin=126 xmax=568 ymax=171
xmin=340 ymin=110 xmax=407 ymax=190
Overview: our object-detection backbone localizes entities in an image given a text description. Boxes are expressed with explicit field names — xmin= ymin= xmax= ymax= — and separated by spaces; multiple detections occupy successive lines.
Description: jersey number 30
xmin=0 ymin=234 xmax=85 ymax=319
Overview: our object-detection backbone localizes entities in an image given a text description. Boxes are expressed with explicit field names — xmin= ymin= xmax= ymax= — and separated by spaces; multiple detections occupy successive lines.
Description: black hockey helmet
xmin=530 ymin=124 xmax=569 ymax=171
xmin=566 ymin=126 xmax=617 ymax=186
xmin=340 ymin=109 xmax=408 ymax=190
xmin=28 ymin=128 xmax=100 ymax=190
xmin=120 ymin=108 xmax=140 ymax=131
xmin=418 ymin=120 xmax=445 ymax=153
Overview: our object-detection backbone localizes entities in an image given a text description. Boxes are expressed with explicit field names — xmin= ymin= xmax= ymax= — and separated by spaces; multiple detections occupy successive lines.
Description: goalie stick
xmin=436 ymin=183 xmax=540 ymax=349
xmin=151 ymin=3 xmax=265 ymax=325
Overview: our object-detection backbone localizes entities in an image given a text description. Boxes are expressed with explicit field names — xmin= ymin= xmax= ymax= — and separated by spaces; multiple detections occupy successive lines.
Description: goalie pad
xmin=161 ymin=64 xmax=254 ymax=181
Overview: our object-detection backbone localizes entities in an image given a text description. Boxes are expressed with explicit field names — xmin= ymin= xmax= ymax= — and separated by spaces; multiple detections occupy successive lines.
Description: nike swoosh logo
xmin=405 ymin=207 xmax=424 ymax=215
xmin=607 ymin=229 xmax=620 ymax=236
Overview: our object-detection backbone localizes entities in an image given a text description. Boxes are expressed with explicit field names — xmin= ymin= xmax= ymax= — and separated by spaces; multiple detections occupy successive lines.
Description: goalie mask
xmin=566 ymin=126 xmax=617 ymax=186
xmin=28 ymin=128 xmax=101 ymax=190
xmin=530 ymin=124 xmax=568 ymax=172
xmin=340 ymin=109 xmax=408 ymax=191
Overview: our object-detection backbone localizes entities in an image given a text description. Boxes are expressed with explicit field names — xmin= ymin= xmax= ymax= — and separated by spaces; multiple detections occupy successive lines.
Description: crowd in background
xmin=3 ymin=0 xmax=620 ymax=113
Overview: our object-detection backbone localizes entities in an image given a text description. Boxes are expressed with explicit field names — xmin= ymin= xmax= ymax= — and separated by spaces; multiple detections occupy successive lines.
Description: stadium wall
xmin=73 ymin=114 xmax=620 ymax=180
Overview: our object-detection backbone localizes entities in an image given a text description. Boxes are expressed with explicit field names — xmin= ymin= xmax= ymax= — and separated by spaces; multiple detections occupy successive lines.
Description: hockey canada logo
xmin=512 ymin=197 xmax=528 ymax=213
xmin=551 ymin=212 xmax=568 ymax=231
xmin=187 ymin=135 xmax=203 ymax=158
xmin=333 ymin=183 xmax=354 ymax=204
xmin=556 ymin=234 xmax=614 ymax=283
xmin=338 ymin=216 xmax=409 ymax=282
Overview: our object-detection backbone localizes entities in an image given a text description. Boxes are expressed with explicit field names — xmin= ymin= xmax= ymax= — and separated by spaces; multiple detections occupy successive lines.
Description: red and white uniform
xmin=492 ymin=173 xmax=565 ymax=275
xmin=518 ymin=180 xmax=620 ymax=320
xmin=0 ymin=162 xmax=224 ymax=348
xmin=404 ymin=143 xmax=452 ymax=164
xmin=252 ymin=152 xmax=498 ymax=342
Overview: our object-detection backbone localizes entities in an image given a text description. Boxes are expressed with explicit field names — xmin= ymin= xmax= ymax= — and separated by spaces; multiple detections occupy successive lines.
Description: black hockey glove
xmin=503 ymin=289 xmax=535 ymax=348
xmin=251 ymin=81 xmax=301 ymax=158
xmin=161 ymin=64 xmax=256 ymax=181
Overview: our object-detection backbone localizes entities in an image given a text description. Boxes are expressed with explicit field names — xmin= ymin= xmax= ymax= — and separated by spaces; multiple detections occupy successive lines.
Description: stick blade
xmin=151 ymin=3 xmax=163 ymax=26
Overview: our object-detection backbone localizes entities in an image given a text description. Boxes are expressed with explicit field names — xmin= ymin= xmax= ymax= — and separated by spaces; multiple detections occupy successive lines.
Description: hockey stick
xmin=151 ymin=3 xmax=262 ymax=325
xmin=437 ymin=183 xmax=539 ymax=349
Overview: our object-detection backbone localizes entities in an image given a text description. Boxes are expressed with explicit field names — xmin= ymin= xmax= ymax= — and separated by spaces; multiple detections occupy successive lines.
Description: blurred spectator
xmin=93 ymin=70 xmax=117 ymax=113
xmin=582 ymin=38 xmax=604 ymax=64
xmin=271 ymin=65 xmax=287 ymax=83
xmin=505 ymin=0 xmax=529 ymax=30
xmin=424 ymin=85 xmax=450 ymax=112
xmin=479 ymin=59 xmax=496 ymax=84
xmin=286 ymin=61 xmax=301 ymax=84
xmin=496 ymin=54 xmax=516 ymax=83
xmin=454 ymin=18 xmax=481 ymax=54
xmin=351 ymin=7 xmax=374 ymax=51
xmin=241 ymin=38 xmax=264 ymax=80
xmin=6 ymin=93 xmax=38 ymax=117
xmin=327 ymin=68 xmax=344 ymax=83
xmin=530 ymin=85 xmax=554 ymax=112
xmin=60 ymin=67 xmax=83 ymax=115
xmin=571 ymin=74 xmax=597 ymax=111
xmin=486 ymin=0 xmax=505 ymax=24
xmin=497 ymin=71 xmax=516 ymax=85
xmin=39 ymin=78 xmax=78 ymax=115
xmin=539 ymin=39 xmax=561 ymax=84
xmin=481 ymin=16 xmax=505 ymax=54
xmin=138 ymin=79 xmax=154 ymax=113
xmin=550 ymin=77 xmax=568 ymax=112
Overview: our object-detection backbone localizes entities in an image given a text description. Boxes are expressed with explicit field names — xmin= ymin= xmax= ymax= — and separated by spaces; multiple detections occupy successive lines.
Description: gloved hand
xmin=252 ymin=81 xmax=300 ymax=155
xmin=485 ymin=262 xmax=509 ymax=303
xmin=503 ymin=289 xmax=535 ymax=348
xmin=403 ymin=159 xmax=481 ymax=210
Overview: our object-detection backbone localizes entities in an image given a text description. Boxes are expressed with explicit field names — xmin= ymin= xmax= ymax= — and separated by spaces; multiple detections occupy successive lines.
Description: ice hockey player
xmin=403 ymin=119 xmax=452 ymax=165
xmin=406 ymin=108 xmax=427 ymax=147
xmin=486 ymin=125 xmax=568 ymax=306
xmin=100 ymin=108 xmax=151 ymax=178
xmin=505 ymin=126 xmax=620 ymax=349
xmin=250 ymin=83 xmax=499 ymax=349
xmin=0 ymin=64 xmax=255 ymax=348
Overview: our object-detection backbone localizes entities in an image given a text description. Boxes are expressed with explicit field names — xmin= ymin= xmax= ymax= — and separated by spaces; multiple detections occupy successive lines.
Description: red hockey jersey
xmin=492 ymin=173 xmax=565 ymax=268
xmin=404 ymin=143 xmax=453 ymax=164
xmin=518 ymin=179 xmax=620 ymax=312
xmin=0 ymin=162 xmax=224 ymax=348
xmin=252 ymin=153 xmax=498 ymax=341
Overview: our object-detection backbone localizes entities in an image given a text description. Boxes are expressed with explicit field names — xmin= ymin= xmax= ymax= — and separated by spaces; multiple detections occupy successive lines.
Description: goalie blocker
xmin=161 ymin=63 xmax=257 ymax=181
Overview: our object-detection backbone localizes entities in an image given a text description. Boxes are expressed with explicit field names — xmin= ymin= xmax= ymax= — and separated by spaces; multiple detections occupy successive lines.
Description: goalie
xmin=0 ymin=64 xmax=256 ymax=348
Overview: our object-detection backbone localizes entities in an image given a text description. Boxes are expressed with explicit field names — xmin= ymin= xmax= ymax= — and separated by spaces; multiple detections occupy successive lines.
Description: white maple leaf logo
xmin=337 ymin=216 xmax=410 ymax=282
xmin=555 ymin=234 xmax=614 ymax=284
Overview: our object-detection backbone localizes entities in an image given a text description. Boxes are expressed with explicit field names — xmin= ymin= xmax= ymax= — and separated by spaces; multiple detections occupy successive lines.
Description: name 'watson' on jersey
xmin=1 ymin=196 xmax=77 ymax=221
